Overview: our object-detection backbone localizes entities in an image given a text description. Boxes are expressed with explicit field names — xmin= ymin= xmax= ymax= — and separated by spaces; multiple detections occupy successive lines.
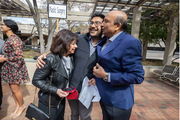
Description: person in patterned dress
xmin=0 ymin=19 xmax=30 ymax=119
xmin=0 ymin=39 xmax=4 ymax=109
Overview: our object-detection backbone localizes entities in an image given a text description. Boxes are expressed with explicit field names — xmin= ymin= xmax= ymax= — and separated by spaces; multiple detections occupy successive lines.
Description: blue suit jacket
xmin=96 ymin=31 xmax=144 ymax=110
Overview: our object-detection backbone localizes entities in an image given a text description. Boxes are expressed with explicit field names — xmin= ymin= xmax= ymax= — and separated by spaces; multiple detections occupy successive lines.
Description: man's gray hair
xmin=114 ymin=14 xmax=127 ymax=31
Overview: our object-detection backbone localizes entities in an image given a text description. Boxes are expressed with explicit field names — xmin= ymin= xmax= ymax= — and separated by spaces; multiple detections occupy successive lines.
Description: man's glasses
xmin=0 ymin=24 xmax=5 ymax=26
xmin=89 ymin=21 xmax=102 ymax=27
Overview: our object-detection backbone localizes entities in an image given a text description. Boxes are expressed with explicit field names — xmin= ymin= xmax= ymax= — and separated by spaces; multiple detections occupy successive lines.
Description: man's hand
xmin=88 ymin=78 xmax=96 ymax=87
xmin=36 ymin=51 xmax=50 ymax=69
xmin=93 ymin=63 xmax=106 ymax=78
xmin=56 ymin=89 xmax=69 ymax=98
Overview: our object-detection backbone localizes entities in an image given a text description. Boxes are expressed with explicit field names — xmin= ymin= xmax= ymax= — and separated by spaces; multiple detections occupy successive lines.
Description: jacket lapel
xmin=101 ymin=32 xmax=126 ymax=56
xmin=57 ymin=55 xmax=68 ymax=79
xmin=97 ymin=37 xmax=107 ymax=62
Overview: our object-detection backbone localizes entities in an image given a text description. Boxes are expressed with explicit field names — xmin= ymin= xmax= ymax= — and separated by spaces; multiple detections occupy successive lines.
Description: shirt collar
xmin=109 ymin=31 xmax=123 ymax=42
xmin=89 ymin=36 xmax=103 ymax=47
xmin=62 ymin=56 xmax=71 ymax=69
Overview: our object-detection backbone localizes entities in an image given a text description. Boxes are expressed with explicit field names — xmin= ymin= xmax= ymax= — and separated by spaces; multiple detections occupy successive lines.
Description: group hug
xmin=0 ymin=10 xmax=144 ymax=120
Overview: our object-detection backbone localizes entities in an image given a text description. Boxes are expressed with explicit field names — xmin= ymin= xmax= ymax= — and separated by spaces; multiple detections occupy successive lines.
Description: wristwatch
xmin=103 ymin=73 xmax=109 ymax=82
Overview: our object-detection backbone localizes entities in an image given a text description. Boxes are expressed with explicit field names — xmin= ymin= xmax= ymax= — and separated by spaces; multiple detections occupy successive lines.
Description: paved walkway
xmin=0 ymin=78 xmax=179 ymax=120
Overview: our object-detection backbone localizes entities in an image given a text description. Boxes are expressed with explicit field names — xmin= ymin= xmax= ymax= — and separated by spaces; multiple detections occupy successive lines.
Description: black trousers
xmin=0 ymin=76 xmax=2 ymax=107
xmin=38 ymin=98 xmax=65 ymax=120
xmin=100 ymin=101 xmax=132 ymax=120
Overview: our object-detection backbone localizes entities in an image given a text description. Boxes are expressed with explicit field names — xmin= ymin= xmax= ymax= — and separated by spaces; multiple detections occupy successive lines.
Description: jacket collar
xmin=97 ymin=31 xmax=126 ymax=60
xmin=50 ymin=54 xmax=74 ymax=79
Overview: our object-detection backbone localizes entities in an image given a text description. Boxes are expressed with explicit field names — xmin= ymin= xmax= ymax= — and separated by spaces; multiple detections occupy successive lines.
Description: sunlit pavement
xmin=0 ymin=77 xmax=179 ymax=120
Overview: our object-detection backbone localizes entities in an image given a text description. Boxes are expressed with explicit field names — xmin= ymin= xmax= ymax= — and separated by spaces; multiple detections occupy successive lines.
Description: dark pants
xmin=38 ymin=98 xmax=65 ymax=120
xmin=100 ymin=101 xmax=132 ymax=120
xmin=0 ymin=76 xmax=2 ymax=108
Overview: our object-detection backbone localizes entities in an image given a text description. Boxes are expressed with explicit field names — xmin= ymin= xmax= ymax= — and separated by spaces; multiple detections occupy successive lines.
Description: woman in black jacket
xmin=32 ymin=29 xmax=78 ymax=120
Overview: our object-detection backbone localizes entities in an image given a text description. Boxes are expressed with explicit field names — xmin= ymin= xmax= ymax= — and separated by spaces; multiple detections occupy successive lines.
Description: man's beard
xmin=89 ymin=28 xmax=102 ymax=37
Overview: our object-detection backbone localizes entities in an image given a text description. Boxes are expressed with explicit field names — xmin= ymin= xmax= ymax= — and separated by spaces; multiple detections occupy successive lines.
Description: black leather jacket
xmin=32 ymin=53 xmax=73 ymax=107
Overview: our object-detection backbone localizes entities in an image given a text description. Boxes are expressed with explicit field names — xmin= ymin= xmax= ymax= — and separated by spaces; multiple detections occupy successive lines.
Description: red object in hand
xmin=63 ymin=87 xmax=78 ymax=100
xmin=66 ymin=90 xmax=78 ymax=100
xmin=63 ymin=87 xmax=76 ymax=93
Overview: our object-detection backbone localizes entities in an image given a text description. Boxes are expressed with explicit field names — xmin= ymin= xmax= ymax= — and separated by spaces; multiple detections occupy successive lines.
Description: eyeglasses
xmin=0 ymin=24 xmax=5 ymax=26
xmin=89 ymin=21 xmax=102 ymax=27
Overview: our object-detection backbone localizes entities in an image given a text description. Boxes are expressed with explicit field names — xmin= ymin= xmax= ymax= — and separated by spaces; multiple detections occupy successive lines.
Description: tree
xmin=139 ymin=10 xmax=168 ymax=60
xmin=138 ymin=5 xmax=179 ymax=62
xmin=161 ymin=3 xmax=179 ymax=65
xmin=25 ymin=0 xmax=45 ymax=54
xmin=25 ymin=0 xmax=91 ymax=52
xmin=25 ymin=0 xmax=68 ymax=53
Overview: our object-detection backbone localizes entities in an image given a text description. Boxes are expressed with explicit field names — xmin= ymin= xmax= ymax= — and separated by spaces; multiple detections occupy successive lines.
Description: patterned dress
xmin=1 ymin=35 xmax=30 ymax=84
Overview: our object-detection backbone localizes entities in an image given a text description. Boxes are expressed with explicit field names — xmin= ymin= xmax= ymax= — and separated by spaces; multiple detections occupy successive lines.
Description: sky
xmin=7 ymin=17 xmax=35 ymax=24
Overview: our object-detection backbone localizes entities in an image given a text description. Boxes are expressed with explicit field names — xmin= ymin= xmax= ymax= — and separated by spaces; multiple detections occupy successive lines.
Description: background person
xmin=0 ymin=19 xmax=30 ymax=119
xmin=32 ymin=29 xmax=78 ymax=120
xmin=0 ymin=38 xmax=4 ymax=109
xmin=93 ymin=10 xmax=144 ymax=120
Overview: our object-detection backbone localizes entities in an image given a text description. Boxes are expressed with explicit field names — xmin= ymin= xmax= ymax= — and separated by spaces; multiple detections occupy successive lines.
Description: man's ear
xmin=115 ymin=23 xmax=121 ymax=31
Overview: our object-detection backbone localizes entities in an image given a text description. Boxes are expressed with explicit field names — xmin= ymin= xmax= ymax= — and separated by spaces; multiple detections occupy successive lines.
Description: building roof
xmin=0 ymin=0 xmax=178 ymax=21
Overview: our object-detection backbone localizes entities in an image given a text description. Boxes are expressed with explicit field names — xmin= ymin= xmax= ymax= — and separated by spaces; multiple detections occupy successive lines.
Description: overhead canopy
xmin=0 ymin=0 xmax=178 ymax=21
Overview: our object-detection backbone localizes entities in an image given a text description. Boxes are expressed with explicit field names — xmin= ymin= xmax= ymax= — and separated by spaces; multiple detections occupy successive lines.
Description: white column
xmin=131 ymin=6 xmax=142 ymax=39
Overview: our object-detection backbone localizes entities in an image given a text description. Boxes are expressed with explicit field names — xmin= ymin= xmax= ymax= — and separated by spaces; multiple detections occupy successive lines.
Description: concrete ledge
xmin=25 ymin=60 xmax=163 ymax=83
xmin=25 ymin=60 xmax=37 ymax=83
xmin=24 ymin=58 xmax=37 ymax=62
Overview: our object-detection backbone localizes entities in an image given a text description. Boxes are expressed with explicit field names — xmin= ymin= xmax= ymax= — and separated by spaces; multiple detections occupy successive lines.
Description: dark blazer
xmin=96 ymin=31 xmax=144 ymax=110
xmin=69 ymin=33 xmax=97 ymax=92
xmin=32 ymin=53 xmax=73 ymax=106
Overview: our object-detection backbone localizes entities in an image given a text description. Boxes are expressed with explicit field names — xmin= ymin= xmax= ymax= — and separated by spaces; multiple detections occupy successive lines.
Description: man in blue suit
xmin=93 ymin=10 xmax=144 ymax=120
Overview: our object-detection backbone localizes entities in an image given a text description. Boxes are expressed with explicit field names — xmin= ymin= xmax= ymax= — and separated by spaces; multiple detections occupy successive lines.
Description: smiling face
xmin=66 ymin=39 xmax=78 ymax=55
xmin=89 ymin=17 xmax=103 ymax=38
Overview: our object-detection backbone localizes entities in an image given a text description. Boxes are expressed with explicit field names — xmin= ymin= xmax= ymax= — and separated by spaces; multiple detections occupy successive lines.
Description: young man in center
xmin=68 ymin=12 xmax=105 ymax=120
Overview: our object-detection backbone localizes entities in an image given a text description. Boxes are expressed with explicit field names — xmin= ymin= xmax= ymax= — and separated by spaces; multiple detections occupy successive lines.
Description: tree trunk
xmin=45 ymin=21 xmax=57 ymax=52
xmin=33 ymin=0 xmax=44 ymax=54
xmin=163 ymin=15 xmax=178 ymax=65
xmin=142 ymin=39 xmax=148 ymax=61
xmin=26 ymin=0 xmax=45 ymax=54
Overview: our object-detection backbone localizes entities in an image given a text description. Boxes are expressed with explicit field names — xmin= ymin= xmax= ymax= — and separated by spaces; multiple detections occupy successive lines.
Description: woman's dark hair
xmin=50 ymin=29 xmax=78 ymax=57
xmin=3 ymin=19 xmax=21 ymax=35
xmin=91 ymin=12 xmax=105 ymax=20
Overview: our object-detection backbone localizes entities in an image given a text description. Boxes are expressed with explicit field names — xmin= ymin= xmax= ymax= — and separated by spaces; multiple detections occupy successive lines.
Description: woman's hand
xmin=0 ymin=55 xmax=6 ymax=63
xmin=56 ymin=89 xmax=69 ymax=98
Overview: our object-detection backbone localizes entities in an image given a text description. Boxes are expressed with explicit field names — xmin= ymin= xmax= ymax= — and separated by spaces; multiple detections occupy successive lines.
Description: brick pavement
xmin=0 ymin=78 xmax=179 ymax=120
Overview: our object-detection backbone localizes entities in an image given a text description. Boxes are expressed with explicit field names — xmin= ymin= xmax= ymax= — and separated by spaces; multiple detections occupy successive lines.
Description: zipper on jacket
xmin=57 ymin=98 xmax=64 ymax=109
xmin=40 ymin=92 xmax=44 ymax=96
